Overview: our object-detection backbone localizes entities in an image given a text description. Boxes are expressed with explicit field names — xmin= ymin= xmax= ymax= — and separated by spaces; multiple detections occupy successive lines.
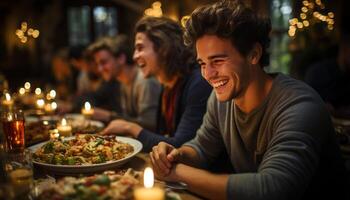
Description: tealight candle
xmin=2 ymin=93 xmax=14 ymax=107
xmin=57 ymin=118 xmax=72 ymax=137
xmin=46 ymin=89 xmax=57 ymax=100
xmin=24 ymin=82 xmax=31 ymax=93
xmin=44 ymin=102 xmax=57 ymax=114
xmin=134 ymin=167 xmax=164 ymax=200
xmin=36 ymin=99 xmax=45 ymax=109
xmin=81 ymin=102 xmax=94 ymax=118
xmin=18 ymin=88 xmax=26 ymax=96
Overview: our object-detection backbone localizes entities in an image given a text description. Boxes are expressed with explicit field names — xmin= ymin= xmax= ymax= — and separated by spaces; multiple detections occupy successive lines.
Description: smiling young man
xmin=87 ymin=35 xmax=161 ymax=130
xmin=150 ymin=1 xmax=348 ymax=199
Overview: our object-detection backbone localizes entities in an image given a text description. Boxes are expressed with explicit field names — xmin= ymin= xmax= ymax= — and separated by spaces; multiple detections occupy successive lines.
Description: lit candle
xmin=24 ymin=82 xmax=31 ymax=93
xmin=46 ymin=89 xmax=56 ymax=100
xmin=44 ymin=101 xmax=57 ymax=113
xmin=18 ymin=87 xmax=26 ymax=96
xmin=81 ymin=102 xmax=94 ymax=118
xmin=2 ymin=93 xmax=14 ymax=107
xmin=36 ymin=99 xmax=45 ymax=109
xmin=134 ymin=167 xmax=164 ymax=200
xmin=57 ymin=118 xmax=72 ymax=137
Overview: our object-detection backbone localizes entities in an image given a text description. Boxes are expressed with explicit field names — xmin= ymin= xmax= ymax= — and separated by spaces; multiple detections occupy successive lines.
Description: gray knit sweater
xmin=185 ymin=73 xmax=347 ymax=200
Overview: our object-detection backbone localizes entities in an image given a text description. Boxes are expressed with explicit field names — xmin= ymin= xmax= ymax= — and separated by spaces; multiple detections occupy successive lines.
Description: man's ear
xmin=248 ymin=43 xmax=262 ymax=65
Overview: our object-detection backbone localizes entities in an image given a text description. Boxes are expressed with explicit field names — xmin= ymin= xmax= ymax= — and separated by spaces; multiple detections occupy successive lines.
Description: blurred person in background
xmin=101 ymin=17 xmax=212 ymax=152
xmin=88 ymin=34 xmax=161 ymax=130
xmin=68 ymin=45 xmax=101 ymax=96
xmin=305 ymin=33 xmax=350 ymax=118
xmin=51 ymin=48 xmax=77 ymax=100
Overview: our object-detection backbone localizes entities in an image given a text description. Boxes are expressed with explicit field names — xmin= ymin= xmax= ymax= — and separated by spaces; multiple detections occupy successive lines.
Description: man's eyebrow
xmin=197 ymin=54 xmax=228 ymax=62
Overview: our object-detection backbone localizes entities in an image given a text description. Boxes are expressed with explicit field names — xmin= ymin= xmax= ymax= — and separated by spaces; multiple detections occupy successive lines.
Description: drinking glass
xmin=4 ymin=149 xmax=33 ymax=200
xmin=1 ymin=109 xmax=25 ymax=152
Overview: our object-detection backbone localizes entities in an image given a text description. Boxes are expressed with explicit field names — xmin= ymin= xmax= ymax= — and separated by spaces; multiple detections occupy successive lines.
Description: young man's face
xmin=196 ymin=35 xmax=251 ymax=102
xmin=94 ymin=49 xmax=120 ymax=81
xmin=133 ymin=32 xmax=162 ymax=81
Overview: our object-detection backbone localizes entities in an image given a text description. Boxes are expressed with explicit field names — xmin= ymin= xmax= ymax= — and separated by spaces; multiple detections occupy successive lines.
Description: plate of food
xmin=28 ymin=135 xmax=142 ymax=174
xmin=36 ymin=169 xmax=142 ymax=200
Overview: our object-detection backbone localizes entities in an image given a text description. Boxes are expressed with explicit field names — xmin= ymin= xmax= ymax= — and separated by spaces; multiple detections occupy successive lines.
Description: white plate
xmin=28 ymin=136 xmax=142 ymax=175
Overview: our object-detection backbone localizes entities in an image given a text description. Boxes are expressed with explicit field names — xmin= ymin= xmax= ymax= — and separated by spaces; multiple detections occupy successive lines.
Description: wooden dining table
xmin=33 ymin=152 xmax=202 ymax=200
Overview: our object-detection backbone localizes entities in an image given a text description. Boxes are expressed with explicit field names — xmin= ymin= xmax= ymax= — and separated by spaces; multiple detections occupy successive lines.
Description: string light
xmin=15 ymin=21 xmax=40 ymax=43
xmin=288 ymin=0 xmax=334 ymax=37
xmin=181 ymin=16 xmax=190 ymax=27
xmin=144 ymin=1 xmax=163 ymax=17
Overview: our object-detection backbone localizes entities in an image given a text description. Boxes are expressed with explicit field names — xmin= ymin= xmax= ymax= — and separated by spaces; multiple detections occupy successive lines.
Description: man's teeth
xmin=138 ymin=63 xmax=145 ymax=68
xmin=212 ymin=80 xmax=228 ymax=88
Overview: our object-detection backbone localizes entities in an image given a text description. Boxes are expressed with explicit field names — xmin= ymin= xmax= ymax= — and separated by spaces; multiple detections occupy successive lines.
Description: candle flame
xmin=24 ymin=82 xmax=31 ymax=90
xmin=37 ymin=99 xmax=45 ymax=107
xmin=51 ymin=102 xmax=57 ymax=110
xmin=5 ymin=93 xmax=11 ymax=101
xmin=61 ymin=118 xmax=67 ymax=126
xmin=49 ymin=90 xmax=56 ymax=99
xmin=84 ymin=102 xmax=91 ymax=110
xmin=35 ymin=88 xmax=42 ymax=95
xmin=144 ymin=167 xmax=154 ymax=188
xmin=19 ymin=88 xmax=25 ymax=95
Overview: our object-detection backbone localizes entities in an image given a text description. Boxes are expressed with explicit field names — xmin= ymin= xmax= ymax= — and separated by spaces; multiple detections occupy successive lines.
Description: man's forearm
xmin=173 ymin=164 xmax=229 ymax=200
xmin=177 ymin=146 xmax=204 ymax=168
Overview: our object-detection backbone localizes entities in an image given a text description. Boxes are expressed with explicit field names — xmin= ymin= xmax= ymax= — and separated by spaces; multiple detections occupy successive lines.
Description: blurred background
xmin=0 ymin=0 xmax=349 ymax=89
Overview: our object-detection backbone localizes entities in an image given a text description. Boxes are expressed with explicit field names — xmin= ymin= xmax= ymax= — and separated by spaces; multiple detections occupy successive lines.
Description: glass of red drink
xmin=1 ymin=109 xmax=25 ymax=152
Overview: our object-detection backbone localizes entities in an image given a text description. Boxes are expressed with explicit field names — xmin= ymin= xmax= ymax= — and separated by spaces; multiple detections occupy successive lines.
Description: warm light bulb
xmin=297 ymin=22 xmax=303 ymax=28
xmin=32 ymin=30 xmax=40 ymax=38
xmin=181 ymin=16 xmax=190 ymax=27
xmin=301 ymin=7 xmax=308 ymax=13
xmin=21 ymin=22 xmax=28 ymax=32
xmin=144 ymin=167 xmax=154 ymax=188
xmin=152 ymin=1 xmax=161 ymax=9
xmin=302 ymin=0 xmax=309 ymax=6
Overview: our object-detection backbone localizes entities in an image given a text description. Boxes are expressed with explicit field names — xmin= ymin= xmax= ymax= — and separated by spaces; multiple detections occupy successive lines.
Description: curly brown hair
xmin=135 ymin=16 xmax=196 ymax=80
xmin=184 ymin=0 xmax=271 ymax=68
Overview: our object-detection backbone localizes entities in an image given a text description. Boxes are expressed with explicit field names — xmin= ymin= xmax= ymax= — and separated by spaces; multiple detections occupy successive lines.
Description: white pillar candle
xmin=57 ymin=118 xmax=72 ymax=137
xmin=81 ymin=101 xmax=94 ymax=117
xmin=134 ymin=167 xmax=164 ymax=200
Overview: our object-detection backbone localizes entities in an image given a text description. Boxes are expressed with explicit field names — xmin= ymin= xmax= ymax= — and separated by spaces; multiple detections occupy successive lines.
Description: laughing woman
xmin=100 ymin=16 xmax=212 ymax=152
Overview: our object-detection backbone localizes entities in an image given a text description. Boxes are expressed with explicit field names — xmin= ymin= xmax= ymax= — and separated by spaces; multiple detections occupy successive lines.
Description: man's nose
xmin=204 ymin=63 xmax=217 ymax=79
xmin=133 ymin=51 xmax=139 ymax=61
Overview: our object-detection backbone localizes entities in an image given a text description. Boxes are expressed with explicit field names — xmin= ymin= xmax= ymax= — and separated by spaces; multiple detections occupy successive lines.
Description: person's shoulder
xmin=271 ymin=73 xmax=328 ymax=113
